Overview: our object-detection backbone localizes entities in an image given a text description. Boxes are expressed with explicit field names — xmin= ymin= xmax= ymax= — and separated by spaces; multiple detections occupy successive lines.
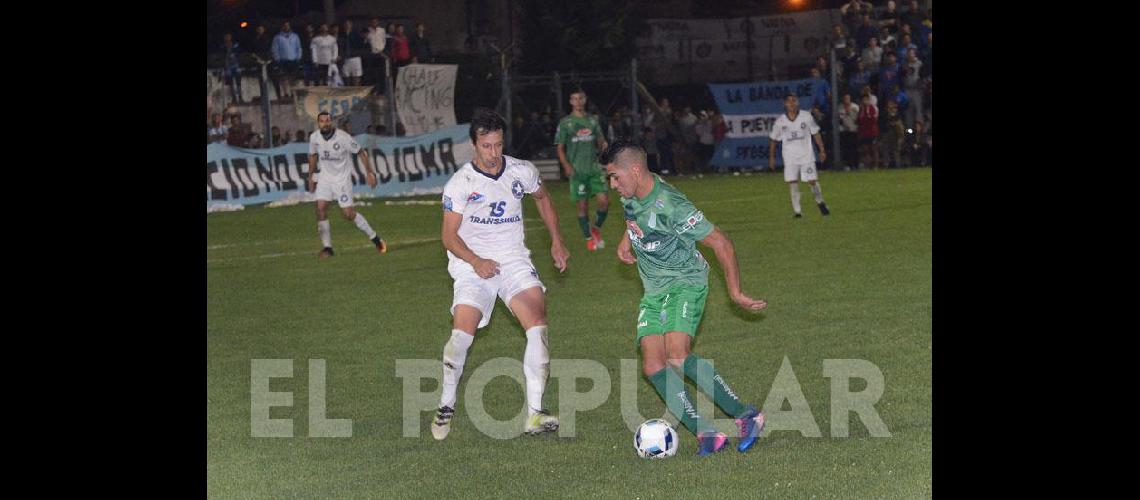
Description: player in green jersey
xmin=599 ymin=139 xmax=769 ymax=457
xmin=555 ymin=88 xmax=610 ymax=251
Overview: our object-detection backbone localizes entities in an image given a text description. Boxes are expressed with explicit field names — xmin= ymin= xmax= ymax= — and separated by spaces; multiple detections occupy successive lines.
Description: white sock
xmin=318 ymin=220 xmax=332 ymax=248
xmin=353 ymin=213 xmax=378 ymax=240
xmin=811 ymin=183 xmax=825 ymax=204
xmin=440 ymin=329 xmax=474 ymax=408
xmin=789 ymin=183 xmax=802 ymax=214
xmin=523 ymin=325 xmax=550 ymax=416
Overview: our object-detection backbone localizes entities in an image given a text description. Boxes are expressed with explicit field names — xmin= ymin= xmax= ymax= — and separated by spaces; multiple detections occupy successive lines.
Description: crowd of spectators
xmin=207 ymin=104 xmax=343 ymax=148
xmin=832 ymin=0 xmax=932 ymax=169
xmin=210 ymin=17 xmax=435 ymax=105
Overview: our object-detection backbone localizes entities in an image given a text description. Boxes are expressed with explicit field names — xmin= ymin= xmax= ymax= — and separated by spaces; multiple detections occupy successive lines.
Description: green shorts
xmin=635 ymin=284 xmax=708 ymax=341
xmin=570 ymin=171 xmax=608 ymax=201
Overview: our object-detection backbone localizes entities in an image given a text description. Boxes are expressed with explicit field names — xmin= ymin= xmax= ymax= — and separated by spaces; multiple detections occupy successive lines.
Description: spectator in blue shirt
xmin=810 ymin=67 xmax=831 ymax=115
xmin=878 ymin=52 xmax=901 ymax=102
xmin=272 ymin=22 xmax=302 ymax=100
xmin=896 ymin=33 xmax=917 ymax=62
xmin=847 ymin=58 xmax=872 ymax=99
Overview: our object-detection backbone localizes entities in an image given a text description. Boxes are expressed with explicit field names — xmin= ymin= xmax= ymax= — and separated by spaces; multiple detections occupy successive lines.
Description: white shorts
xmin=448 ymin=257 xmax=546 ymax=329
xmin=314 ymin=177 xmax=354 ymax=208
xmin=784 ymin=162 xmax=819 ymax=183
xmin=342 ymin=57 xmax=363 ymax=77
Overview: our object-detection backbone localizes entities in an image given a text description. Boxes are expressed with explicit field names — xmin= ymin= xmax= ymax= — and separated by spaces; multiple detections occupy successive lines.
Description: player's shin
xmin=682 ymin=354 xmax=748 ymax=418
xmin=352 ymin=213 xmax=378 ymax=240
xmin=811 ymin=183 xmax=825 ymax=204
xmin=648 ymin=366 xmax=716 ymax=436
xmin=789 ymin=183 xmax=803 ymax=214
xmin=441 ymin=329 xmax=474 ymax=408
xmin=318 ymin=220 xmax=332 ymax=248
xmin=523 ymin=325 xmax=550 ymax=415
xmin=577 ymin=216 xmax=592 ymax=239
xmin=595 ymin=210 xmax=608 ymax=228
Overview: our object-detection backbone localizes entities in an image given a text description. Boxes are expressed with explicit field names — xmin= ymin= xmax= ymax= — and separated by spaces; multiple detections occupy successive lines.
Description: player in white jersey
xmin=768 ymin=94 xmax=831 ymax=218
xmin=431 ymin=108 xmax=571 ymax=440
xmin=307 ymin=111 xmax=387 ymax=258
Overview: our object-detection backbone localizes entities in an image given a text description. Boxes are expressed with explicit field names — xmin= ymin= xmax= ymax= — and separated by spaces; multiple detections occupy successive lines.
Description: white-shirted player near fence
xmin=768 ymin=94 xmax=831 ymax=218
xmin=431 ymin=108 xmax=571 ymax=440
xmin=307 ymin=111 xmax=387 ymax=258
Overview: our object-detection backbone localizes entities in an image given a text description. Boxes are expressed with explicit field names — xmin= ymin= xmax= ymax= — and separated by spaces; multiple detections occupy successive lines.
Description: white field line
xmin=207 ymin=223 xmax=547 ymax=264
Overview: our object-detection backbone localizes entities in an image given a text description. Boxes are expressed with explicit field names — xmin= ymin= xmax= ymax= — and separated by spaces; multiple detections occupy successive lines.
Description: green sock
xmin=595 ymin=210 xmax=608 ymax=228
xmin=648 ymin=367 xmax=715 ymax=435
xmin=683 ymin=354 xmax=749 ymax=418
xmin=577 ymin=216 xmax=591 ymax=239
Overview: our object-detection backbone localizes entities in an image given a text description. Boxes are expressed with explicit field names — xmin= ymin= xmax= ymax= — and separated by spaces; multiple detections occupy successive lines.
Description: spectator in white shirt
xmin=310 ymin=24 xmax=338 ymax=86
xmin=836 ymin=94 xmax=860 ymax=171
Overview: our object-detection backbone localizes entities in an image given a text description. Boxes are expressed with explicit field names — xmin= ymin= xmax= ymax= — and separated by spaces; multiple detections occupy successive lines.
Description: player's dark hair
xmin=469 ymin=107 xmax=507 ymax=143
xmin=570 ymin=87 xmax=586 ymax=97
xmin=598 ymin=138 xmax=644 ymax=166
xmin=784 ymin=93 xmax=797 ymax=101
xmin=317 ymin=111 xmax=331 ymax=119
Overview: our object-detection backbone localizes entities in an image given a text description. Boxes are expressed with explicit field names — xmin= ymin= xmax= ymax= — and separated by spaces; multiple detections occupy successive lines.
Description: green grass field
xmin=207 ymin=168 xmax=932 ymax=498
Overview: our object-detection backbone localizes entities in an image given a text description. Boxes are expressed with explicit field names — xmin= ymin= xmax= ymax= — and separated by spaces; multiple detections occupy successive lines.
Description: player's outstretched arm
xmin=530 ymin=185 xmax=569 ymax=272
xmin=699 ymin=227 xmax=767 ymax=311
xmin=442 ymin=211 xmax=499 ymax=278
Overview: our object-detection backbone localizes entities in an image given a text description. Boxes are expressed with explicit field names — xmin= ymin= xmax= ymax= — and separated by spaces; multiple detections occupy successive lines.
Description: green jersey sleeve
xmin=670 ymin=195 xmax=714 ymax=244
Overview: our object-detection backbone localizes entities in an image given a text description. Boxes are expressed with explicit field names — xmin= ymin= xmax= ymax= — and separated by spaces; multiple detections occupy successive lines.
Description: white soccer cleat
xmin=431 ymin=406 xmax=455 ymax=440
xmin=525 ymin=409 xmax=560 ymax=435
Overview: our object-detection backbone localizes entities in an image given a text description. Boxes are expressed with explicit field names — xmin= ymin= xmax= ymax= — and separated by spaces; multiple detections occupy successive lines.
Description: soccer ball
xmin=634 ymin=419 xmax=678 ymax=459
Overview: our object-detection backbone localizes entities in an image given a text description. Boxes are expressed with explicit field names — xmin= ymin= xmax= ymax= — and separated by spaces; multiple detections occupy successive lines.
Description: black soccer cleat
xmin=372 ymin=236 xmax=388 ymax=254
xmin=793 ymin=213 xmax=802 ymax=219
xmin=318 ymin=247 xmax=335 ymax=259
xmin=818 ymin=202 xmax=830 ymax=216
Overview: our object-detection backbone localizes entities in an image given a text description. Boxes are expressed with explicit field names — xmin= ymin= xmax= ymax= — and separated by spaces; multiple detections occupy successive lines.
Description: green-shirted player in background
xmin=600 ymin=139 xmax=769 ymax=457
xmin=555 ymin=88 xmax=610 ymax=251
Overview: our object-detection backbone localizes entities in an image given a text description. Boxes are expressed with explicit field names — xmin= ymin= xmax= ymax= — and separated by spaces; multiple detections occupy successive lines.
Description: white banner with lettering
xmin=635 ymin=10 xmax=839 ymax=84
xmin=395 ymin=64 xmax=458 ymax=136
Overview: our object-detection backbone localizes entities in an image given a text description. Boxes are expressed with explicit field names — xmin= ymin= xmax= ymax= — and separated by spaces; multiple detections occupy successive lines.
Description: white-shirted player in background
xmin=768 ymin=94 xmax=831 ymax=218
xmin=431 ymin=108 xmax=571 ymax=440
xmin=307 ymin=111 xmax=387 ymax=258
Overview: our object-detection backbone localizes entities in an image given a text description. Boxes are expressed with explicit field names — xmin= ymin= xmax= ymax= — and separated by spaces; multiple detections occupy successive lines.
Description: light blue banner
xmin=207 ymin=124 xmax=473 ymax=207
xmin=709 ymin=78 xmax=823 ymax=169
